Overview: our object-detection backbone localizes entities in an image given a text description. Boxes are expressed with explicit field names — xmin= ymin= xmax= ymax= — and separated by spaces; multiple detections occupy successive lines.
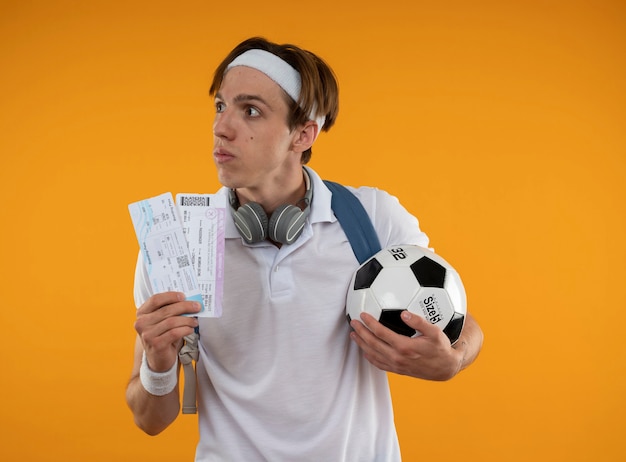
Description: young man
xmin=126 ymin=37 xmax=483 ymax=461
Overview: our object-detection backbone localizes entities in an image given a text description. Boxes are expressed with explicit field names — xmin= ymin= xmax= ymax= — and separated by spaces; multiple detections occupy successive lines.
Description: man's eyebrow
xmin=215 ymin=92 xmax=271 ymax=108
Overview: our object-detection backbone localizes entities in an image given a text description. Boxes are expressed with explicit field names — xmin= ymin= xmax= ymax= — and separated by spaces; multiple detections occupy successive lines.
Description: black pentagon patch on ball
xmin=410 ymin=257 xmax=446 ymax=288
xmin=443 ymin=312 xmax=465 ymax=344
xmin=353 ymin=258 xmax=384 ymax=289
xmin=379 ymin=309 xmax=416 ymax=337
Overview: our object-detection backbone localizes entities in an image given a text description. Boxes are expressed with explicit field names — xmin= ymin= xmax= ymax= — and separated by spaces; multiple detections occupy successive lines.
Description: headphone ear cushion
xmin=233 ymin=202 xmax=268 ymax=244
xmin=268 ymin=204 xmax=307 ymax=245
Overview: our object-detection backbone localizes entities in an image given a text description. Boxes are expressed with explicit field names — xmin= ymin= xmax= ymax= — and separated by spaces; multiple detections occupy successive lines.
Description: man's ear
xmin=291 ymin=121 xmax=319 ymax=154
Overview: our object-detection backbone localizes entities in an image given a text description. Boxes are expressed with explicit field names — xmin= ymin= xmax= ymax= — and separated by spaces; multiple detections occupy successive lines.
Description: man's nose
xmin=213 ymin=110 xmax=235 ymax=140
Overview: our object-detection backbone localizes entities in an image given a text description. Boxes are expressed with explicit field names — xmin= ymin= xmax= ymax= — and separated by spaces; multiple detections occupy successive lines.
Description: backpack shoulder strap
xmin=323 ymin=180 xmax=382 ymax=264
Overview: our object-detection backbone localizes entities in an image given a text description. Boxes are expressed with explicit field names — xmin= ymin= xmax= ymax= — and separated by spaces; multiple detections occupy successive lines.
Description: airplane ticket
xmin=176 ymin=193 xmax=226 ymax=318
xmin=128 ymin=192 xmax=206 ymax=313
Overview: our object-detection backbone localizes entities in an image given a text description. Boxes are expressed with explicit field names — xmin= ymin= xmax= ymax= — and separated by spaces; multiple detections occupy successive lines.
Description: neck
xmin=234 ymin=168 xmax=307 ymax=215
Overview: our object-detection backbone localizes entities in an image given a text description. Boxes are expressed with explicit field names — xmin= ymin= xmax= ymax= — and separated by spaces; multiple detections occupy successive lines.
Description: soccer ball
xmin=346 ymin=245 xmax=466 ymax=344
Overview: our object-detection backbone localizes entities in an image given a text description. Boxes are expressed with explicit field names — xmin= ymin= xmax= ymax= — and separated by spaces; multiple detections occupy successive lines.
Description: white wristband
xmin=139 ymin=352 xmax=178 ymax=396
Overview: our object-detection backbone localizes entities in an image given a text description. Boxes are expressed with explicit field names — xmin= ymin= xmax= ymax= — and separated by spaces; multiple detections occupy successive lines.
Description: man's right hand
xmin=134 ymin=291 xmax=201 ymax=372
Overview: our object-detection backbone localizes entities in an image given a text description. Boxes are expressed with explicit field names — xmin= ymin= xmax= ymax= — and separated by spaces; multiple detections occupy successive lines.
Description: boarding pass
xmin=176 ymin=193 xmax=226 ymax=317
xmin=128 ymin=192 xmax=225 ymax=317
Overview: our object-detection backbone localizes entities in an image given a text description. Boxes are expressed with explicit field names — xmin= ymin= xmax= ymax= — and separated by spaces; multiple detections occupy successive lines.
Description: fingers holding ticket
xmin=134 ymin=291 xmax=201 ymax=372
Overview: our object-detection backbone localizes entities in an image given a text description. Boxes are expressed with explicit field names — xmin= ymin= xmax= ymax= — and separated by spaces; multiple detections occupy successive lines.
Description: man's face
xmin=212 ymin=66 xmax=301 ymax=191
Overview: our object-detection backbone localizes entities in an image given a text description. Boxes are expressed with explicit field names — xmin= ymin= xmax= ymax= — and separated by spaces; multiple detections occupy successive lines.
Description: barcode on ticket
xmin=177 ymin=255 xmax=191 ymax=268
xmin=179 ymin=196 xmax=211 ymax=207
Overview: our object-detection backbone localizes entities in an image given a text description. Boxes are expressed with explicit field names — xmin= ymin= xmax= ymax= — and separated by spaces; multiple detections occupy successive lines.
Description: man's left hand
xmin=350 ymin=310 xmax=466 ymax=381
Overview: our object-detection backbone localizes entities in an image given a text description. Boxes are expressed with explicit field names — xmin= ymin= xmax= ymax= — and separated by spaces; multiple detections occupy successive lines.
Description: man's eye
xmin=246 ymin=106 xmax=260 ymax=117
xmin=215 ymin=102 xmax=225 ymax=113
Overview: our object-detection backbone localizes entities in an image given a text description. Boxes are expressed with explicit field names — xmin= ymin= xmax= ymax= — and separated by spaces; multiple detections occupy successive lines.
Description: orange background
xmin=1 ymin=1 xmax=625 ymax=460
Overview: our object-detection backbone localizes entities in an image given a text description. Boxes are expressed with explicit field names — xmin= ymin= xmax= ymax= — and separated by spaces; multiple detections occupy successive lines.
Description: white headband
xmin=226 ymin=49 xmax=326 ymax=132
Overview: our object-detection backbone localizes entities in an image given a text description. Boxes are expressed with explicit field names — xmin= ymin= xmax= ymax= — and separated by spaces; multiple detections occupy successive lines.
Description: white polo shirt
xmin=134 ymin=168 xmax=429 ymax=461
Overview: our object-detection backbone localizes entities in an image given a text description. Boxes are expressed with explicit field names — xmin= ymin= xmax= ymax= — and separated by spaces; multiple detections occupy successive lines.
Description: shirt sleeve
xmin=133 ymin=251 xmax=153 ymax=308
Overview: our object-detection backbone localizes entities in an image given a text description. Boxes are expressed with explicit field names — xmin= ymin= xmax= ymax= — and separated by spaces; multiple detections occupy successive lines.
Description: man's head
xmin=210 ymin=37 xmax=339 ymax=164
